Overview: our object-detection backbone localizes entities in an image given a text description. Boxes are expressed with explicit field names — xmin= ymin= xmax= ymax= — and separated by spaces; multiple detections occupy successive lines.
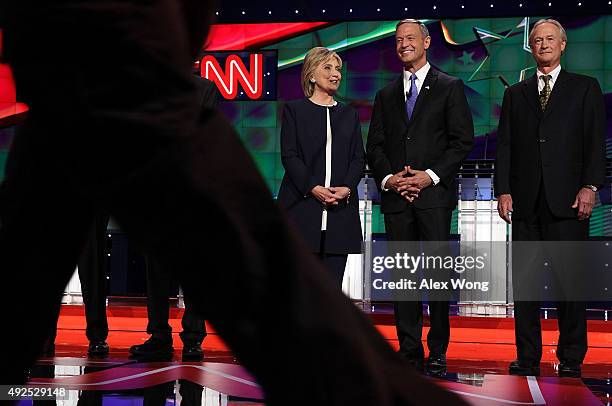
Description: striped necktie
xmin=539 ymin=75 xmax=552 ymax=111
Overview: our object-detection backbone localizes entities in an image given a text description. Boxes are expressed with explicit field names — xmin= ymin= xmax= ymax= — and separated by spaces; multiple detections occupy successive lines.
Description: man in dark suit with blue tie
xmin=367 ymin=19 xmax=474 ymax=373
xmin=495 ymin=19 xmax=606 ymax=378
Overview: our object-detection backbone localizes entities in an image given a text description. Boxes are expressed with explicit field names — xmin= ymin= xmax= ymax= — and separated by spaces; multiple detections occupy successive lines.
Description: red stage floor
xmin=24 ymin=303 xmax=612 ymax=405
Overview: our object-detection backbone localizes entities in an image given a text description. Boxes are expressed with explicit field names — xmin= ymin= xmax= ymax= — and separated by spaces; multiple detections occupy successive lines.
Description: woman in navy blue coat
xmin=277 ymin=47 xmax=365 ymax=286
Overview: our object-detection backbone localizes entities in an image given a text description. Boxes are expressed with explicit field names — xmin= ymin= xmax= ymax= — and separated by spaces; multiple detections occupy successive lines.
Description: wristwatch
xmin=584 ymin=185 xmax=598 ymax=192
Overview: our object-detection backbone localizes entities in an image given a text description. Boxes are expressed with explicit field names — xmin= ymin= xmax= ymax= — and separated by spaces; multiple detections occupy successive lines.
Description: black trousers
xmin=145 ymin=256 xmax=206 ymax=345
xmin=318 ymin=231 xmax=348 ymax=287
xmin=0 ymin=2 xmax=467 ymax=404
xmin=384 ymin=206 xmax=452 ymax=359
xmin=512 ymin=185 xmax=588 ymax=365
xmin=79 ymin=211 xmax=110 ymax=342
xmin=320 ymin=254 xmax=348 ymax=287
xmin=48 ymin=211 xmax=109 ymax=344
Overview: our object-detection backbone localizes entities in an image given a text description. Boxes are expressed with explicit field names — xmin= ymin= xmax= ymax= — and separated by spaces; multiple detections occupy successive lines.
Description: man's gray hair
xmin=529 ymin=19 xmax=567 ymax=44
xmin=396 ymin=19 xmax=430 ymax=39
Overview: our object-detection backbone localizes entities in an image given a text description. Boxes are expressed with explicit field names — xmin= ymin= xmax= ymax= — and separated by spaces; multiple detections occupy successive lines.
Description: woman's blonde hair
xmin=301 ymin=47 xmax=342 ymax=97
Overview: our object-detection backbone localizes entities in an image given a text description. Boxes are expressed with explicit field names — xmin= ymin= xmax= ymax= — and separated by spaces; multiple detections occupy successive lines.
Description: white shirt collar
xmin=536 ymin=64 xmax=561 ymax=91
xmin=403 ymin=62 xmax=430 ymax=98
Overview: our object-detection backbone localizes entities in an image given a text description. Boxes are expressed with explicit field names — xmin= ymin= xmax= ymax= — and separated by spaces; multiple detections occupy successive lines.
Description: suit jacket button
xmin=406 ymin=136 xmax=411 ymax=140
xmin=538 ymin=139 xmax=546 ymax=143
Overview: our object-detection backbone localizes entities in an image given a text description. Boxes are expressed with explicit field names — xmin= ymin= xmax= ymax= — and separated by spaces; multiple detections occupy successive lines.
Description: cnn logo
xmin=201 ymin=53 xmax=264 ymax=100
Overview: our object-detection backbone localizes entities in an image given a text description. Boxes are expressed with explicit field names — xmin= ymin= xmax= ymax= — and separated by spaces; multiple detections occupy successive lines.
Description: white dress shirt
xmin=536 ymin=63 xmax=561 ymax=93
xmin=403 ymin=62 xmax=430 ymax=98
xmin=382 ymin=62 xmax=440 ymax=191
xmin=309 ymin=98 xmax=337 ymax=231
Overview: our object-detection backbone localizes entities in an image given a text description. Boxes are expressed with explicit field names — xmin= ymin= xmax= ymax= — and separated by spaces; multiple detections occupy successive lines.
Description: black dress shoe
xmin=129 ymin=337 xmax=174 ymax=359
xmin=88 ymin=340 xmax=109 ymax=357
xmin=182 ymin=342 xmax=204 ymax=361
xmin=509 ymin=360 xmax=540 ymax=376
xmin=558 ymin=362 xmax=581 ymax=378
xmin=426 ymin=353 xmax=447 ymax=375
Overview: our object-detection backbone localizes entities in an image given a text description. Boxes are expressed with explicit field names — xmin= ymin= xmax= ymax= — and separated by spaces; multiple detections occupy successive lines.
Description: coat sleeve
xmin=429 ymin=79 xmax=474 ymax=187
xmin=366 ymin=91 xmax=393 ymax=191
xmin=580 ymin=78 xmax=607 ymax=188
xmin=280 ymin=103 xmax=318 ymax=196
xmin=494 ymin=87 xmax=512 ymax=196
xmin=342 ymin=110 xmax=366 ymax=188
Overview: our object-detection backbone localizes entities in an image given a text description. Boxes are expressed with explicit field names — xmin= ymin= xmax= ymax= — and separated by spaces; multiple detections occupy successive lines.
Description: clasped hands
xmin=384 ymin=166 xmax=432 ymax=202
xmin=311 ymin=185 xmax=351 ymax=206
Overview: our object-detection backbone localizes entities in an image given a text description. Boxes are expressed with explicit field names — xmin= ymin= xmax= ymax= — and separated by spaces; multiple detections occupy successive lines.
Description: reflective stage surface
xmin=16 ymin=303 xmax=611 ymax=405
xmin=20 ymin=354 xmax=611 ymax=406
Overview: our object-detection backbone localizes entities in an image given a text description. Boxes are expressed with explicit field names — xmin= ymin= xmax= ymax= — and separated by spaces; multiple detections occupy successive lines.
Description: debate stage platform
xmin=22 ymin=302 xmax=612 ymax=405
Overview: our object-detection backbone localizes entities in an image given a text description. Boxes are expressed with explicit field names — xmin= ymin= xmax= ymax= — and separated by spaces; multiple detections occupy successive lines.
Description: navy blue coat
xmin=277 ymin=99 xmax=365 ymax=254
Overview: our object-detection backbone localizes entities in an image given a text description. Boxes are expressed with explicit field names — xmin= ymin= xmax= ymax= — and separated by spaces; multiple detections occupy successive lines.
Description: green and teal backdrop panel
xmin=0 ymin=17 xmax=610 ymax=235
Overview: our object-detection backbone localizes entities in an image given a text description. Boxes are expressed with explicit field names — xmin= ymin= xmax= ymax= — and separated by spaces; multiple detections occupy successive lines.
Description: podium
xmin=455 ymin=162 xmax=510 ymax=315
xmin=344 ymin=160 xmax=514 ymax=316
xmin=61 ymin=159 xmax=609 ymax=315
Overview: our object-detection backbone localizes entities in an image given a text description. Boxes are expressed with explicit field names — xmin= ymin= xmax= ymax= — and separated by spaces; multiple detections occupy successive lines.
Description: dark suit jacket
xmin=494 ymin=70 xmax=606 ymax=219
xmin=366 ymin=68 xmax=474 ymax=213
xmin=277 ymin=99 xmax=365 ymax=254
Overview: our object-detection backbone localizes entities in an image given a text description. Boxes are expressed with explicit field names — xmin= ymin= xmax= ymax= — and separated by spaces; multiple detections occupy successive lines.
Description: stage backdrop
xmin=204 ymin=16 xmax=612 ymax=236
xmin=0 ymin=16 xmax=610 ymax=235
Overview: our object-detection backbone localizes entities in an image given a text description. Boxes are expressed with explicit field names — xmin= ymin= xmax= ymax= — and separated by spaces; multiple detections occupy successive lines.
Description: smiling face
xmin=396 ymin=22 xmax=430 ymax=71
xmin=311 ymin=56 xmax=342 ymax=96
xmin=530 ymin=22 xmax=566 ymax=69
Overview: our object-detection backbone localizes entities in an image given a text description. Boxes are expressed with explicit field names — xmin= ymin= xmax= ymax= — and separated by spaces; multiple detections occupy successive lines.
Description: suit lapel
xmin=521 ymin=74 xmax=542 ymax=119
xmin=393 ymin=75 xmax=410 ymax=129
xmin=409 ymin=68 xmax=438 ymax=122
xmin=541 ymin=69 xmax=570 ymax=120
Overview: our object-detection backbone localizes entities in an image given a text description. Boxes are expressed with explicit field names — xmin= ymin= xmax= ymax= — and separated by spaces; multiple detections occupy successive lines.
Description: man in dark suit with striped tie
xmin=495 ymin=19 xmax=606 ymax=378
xmin=367 ymin=19 xmax=474 ymax=373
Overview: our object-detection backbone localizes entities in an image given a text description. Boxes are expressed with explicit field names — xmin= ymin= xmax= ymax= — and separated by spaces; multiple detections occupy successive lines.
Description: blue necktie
xmin=405 ymin=74 xmax=418 ymax=120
